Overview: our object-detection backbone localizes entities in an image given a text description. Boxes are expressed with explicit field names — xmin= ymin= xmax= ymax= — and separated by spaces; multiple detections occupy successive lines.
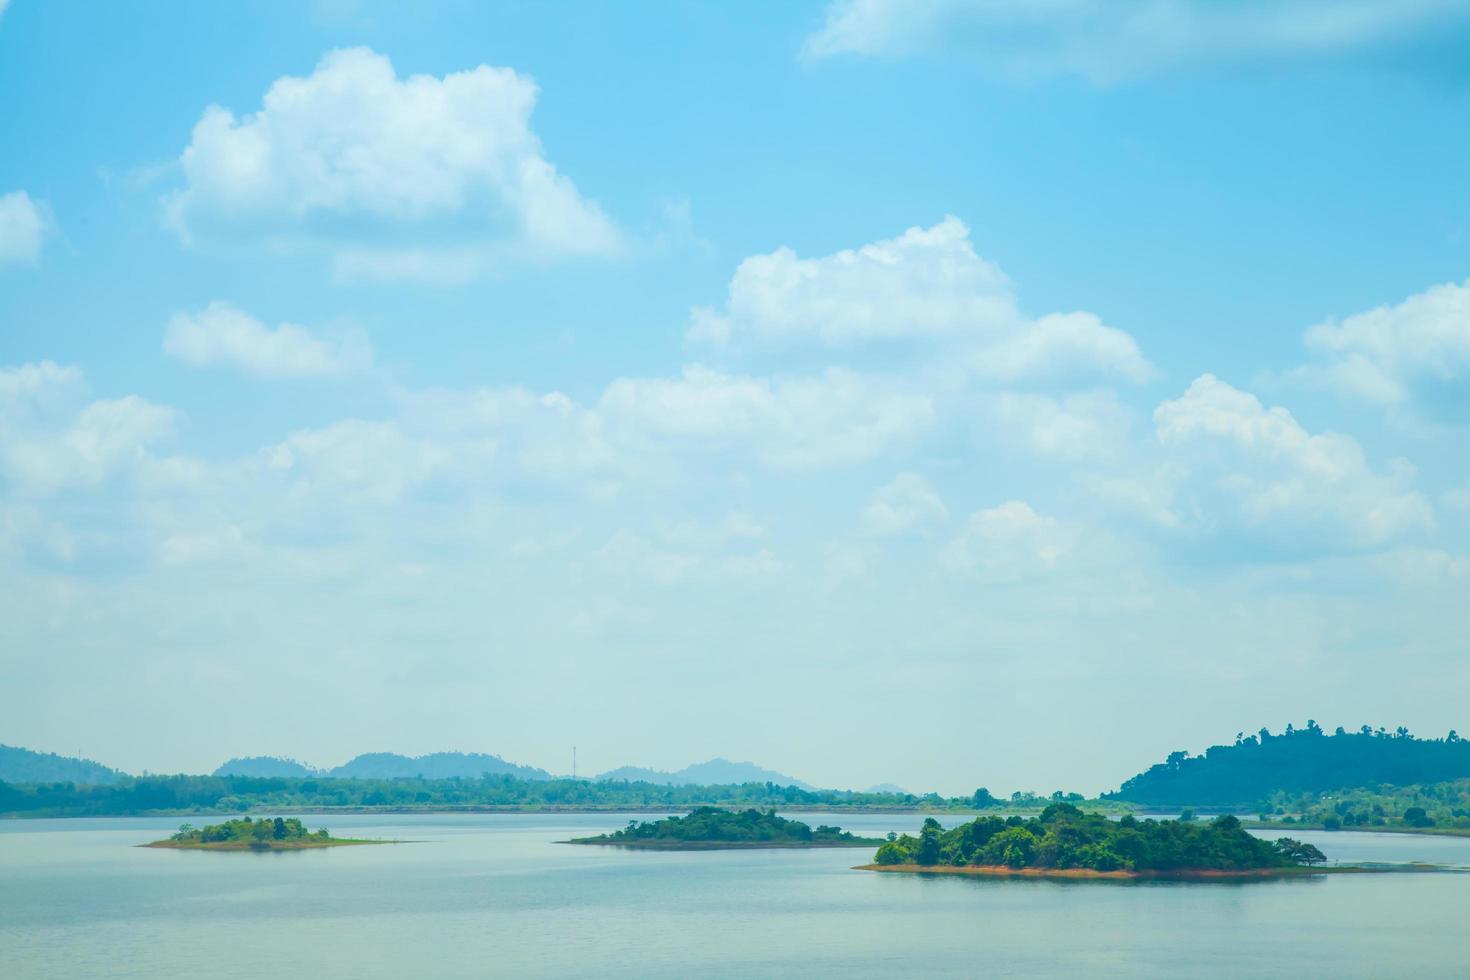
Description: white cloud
xmin=803 ymin=0 xmax=1470 ymax=81
xmin=971 ymin=311 xmax=1150 ymax=385
xmin=262 ymin=418 xmax=468 ymax=506
xmin=1295 ymin=279 xmax=1470 ymax=413
xmin=0 ymin=363 xmax=174 ymax=492
xmin=0 ymin=361 xmax=84 ymax=409
xmin=690 ymin=216 xmax=1150 ymax=384
xmin=941 ymin=500 xmax=1073 ymax=579
xmin=861 ymin=473 xmax=948 ymax=536
xmin=164 ymin=301 xmax=372 ymax=378
xmin=987 ymin=389 xmax=1133 ymax=461
xmin=0 ymin=190 xmax=49 ymax=266
xmin=598 ymin=365 xmax=934 ymax=469
xmin=1153 ymin=374 xmax=1433 ymax=546
xmin=165 ymin=47 xmax=618 ymax=275
xmin=1078 ymin=468 xmax=1183 ymax=529
xmin=690 ymin=216 xmax=1015 ymax=345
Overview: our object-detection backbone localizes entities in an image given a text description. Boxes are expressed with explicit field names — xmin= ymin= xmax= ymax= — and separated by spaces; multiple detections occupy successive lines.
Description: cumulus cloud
xmin=690 ymin=216 xmax=1151 ymax=384
xmin=164 ymin=47 xmax=618 ymax=277
xmin=598 ymin=365 xmax=935 ymax=469
xmin=1153 ymin=374 xmax=1433 ymax=547
xmin=0 ymin=363 xmax=174 ymax=492
xmin=987 ymin=389 xmax=1132 ymax=461
xmin=689 ymin=216 xmax=1015 ymax=345
xmin=0 ymin=190 xmax=50 ymax=266
xmin=0 ymin=361 xmax=83 ymax=408
xmin=941 ymin=500 xmax=1073 ymax=579
xmin=1293 ymin=279 xmax=1470 ymax=418
xmin=803 ymin=0 xmax=1470 ymax=81
xmin=263 ymin=418 xmax=466 ymax=506
xmin=861 ymin=473 xmax=949 ymax=536
xmin=164 ymin=301 xmax=372 ymax=378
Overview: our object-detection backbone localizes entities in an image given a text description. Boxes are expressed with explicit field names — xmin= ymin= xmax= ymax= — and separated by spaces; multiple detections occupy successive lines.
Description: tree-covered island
xmin=146 ymin=816 xmax=386 ymax=851
xmin=567 ymin=807 xmax=884 ymax=849
xmin=862 ymin=804 xmax=1329 ymax=879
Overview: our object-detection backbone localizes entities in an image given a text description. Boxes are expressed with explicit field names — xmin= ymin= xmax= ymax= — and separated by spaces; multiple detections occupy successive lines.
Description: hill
xmin=213 ymin=757 xmax=318 ymax=778
xmin=1110 ymin=722 xmax=1470 ymax=807
xmin=866 ymin=783 xmax=909 ymax=795
xmin=595 ymin=758 xmax=814 ymax=790
xmin=0 ymin=745 xmax=127 ymax=785
xmin=325 ymin=751 xmax=552 ymax=781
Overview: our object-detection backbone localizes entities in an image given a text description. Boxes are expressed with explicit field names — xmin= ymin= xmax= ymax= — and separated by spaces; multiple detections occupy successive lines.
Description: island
xmin=566 ymin=806 xmax=885 ymax=849
xmin=145 ymin=816 xmax=387 ymax=851
xmin=859 ymin=804 xmax=1332 ymax=879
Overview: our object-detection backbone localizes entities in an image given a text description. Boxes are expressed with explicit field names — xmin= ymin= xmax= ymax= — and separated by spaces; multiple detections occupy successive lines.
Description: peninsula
xmin=567 ymin=806 xmax=884 ymax=849
xmin=145 ymin=816 xmax=387 ymax=851
xmin=860 ymin=805 xmax=1330 ymax=880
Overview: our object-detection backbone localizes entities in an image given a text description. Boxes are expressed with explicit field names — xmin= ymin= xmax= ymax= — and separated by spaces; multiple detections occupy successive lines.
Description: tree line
xmin=0 ymin=772 xmax=956 ymax=816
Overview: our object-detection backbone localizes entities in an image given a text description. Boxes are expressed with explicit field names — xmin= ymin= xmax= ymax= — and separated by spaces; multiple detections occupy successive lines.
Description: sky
xmin=2 ymin=0 xmax=1469 ymax=796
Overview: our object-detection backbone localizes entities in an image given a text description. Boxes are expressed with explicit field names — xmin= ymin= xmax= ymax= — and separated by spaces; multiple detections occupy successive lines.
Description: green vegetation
xmin=0 ymin=773 xmax=1119 ymax=818
xmin=568 ymin=807 xmax=883 ymax=849
xmin=1111 ymin=722 xmax=1470 ymax=807
xmin=869 ymin=804 xmax=1326 ymax=875
xmin=0 ymin=744 xmax=126 ymax=786
xmin=147 ymin=816 xmax=380 ymax=850
xmin=1250 ymin=779 xmax=1470 ymax=834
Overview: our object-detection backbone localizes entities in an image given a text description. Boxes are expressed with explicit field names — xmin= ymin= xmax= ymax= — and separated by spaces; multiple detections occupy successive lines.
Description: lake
xmin=2 ymin=812 xmax=1468 ymax=978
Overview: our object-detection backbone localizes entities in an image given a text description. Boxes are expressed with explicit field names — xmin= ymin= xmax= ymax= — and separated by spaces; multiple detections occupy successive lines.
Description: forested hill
xmin=0 ymin=745 xmax=127 ymax=785
xmin=325 ymin=752 xmax=552 ymax=781
xmin=212 ymin=751 xmax=553 ymax=781
xmin=1110 ymin=723 xmax=1470 ymax=806
xmin=214 ymin=757 xmax=317 ymax=778
xmin=595 ymin=759 xmax=814 ymax=790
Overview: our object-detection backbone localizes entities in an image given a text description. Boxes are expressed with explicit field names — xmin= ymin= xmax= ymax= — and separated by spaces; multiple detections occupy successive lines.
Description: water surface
xmin=2 ymin=812 xmax=1467 ymax=978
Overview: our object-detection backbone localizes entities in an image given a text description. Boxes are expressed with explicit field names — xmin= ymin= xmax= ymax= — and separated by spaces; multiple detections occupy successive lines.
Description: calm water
xmin=3 ymin=812 xmax=1468 ymax=979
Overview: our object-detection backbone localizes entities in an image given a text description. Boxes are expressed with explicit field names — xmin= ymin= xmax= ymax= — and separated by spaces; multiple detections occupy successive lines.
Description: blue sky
xmin=2 ymin=0 xmax=1469 ymax=794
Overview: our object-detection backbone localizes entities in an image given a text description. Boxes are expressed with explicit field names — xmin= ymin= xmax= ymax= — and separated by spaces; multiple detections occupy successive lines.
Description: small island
xmin=567 ymin=806 xmax=884 ymax=850
xmin=145 ymin=816 xmax=386 ymax=851
xmin=860 ymin=804 xmax=1332 ymax=880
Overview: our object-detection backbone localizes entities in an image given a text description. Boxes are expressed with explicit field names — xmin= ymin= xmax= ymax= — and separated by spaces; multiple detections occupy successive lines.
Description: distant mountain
xmin=596 ymin=766 xmax=671 ymax=784
xmin=325 ymin=752 xmax=552 ymax=781
xmin=595 ymin=758 xmax=814 ymax=790
xmin=0 ymin=744 xmax=127 ymax=785
xmin=865 ymin=783 xmax=910 ymax=795
xmin=213 ymin=756 xmax=318 ymax=778
xmin=1110 ymin=722 xmax=1470 ymax=806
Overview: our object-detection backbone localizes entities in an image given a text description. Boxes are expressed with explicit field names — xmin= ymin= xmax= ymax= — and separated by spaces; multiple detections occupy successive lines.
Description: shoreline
xmin=855 ymin=862 xmax=1446 ymax=880
xmin=563 ymin=838 xmax=883 ymax=850
xmin=1239 ymin=820 xmax=1470 ymax=838
xmin=142 ymin=838 xmax=392 ymax=851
